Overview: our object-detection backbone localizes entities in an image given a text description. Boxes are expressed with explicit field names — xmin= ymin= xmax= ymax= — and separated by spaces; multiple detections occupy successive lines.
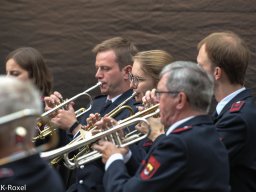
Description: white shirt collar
xmin=166 ymin=116 xmax=194 ymax=136
xmin=107 ymin=94 xmax=122 ymax=103
xmin=216 ymin=87 xmax=246 ymax=115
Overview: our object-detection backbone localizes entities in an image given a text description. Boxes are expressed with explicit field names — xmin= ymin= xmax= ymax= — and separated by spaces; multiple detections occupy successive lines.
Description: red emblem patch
xmin=140 ymin=155 xmax=160 ymax=180
xmin=230 ymin=101 xmax=245 ymax=112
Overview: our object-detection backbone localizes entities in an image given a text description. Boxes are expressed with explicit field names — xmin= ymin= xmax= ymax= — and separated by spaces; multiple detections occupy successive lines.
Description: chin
xmin=100 ymin=89 xmax=107 ymax=95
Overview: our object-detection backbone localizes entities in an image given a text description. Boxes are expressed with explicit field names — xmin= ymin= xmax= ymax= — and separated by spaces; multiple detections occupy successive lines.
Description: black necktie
xmin=100 ymin=99 xmax=112 ymax=114
xmin=212 ymin=110 xmax=218 ymax=122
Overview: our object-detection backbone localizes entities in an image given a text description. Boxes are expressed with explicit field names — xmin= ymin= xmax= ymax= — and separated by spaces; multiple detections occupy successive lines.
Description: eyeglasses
xmin=128 ymin=72 xmax=146 ymax=86
xmin=155 ymin=90 xmax=180 ymax=99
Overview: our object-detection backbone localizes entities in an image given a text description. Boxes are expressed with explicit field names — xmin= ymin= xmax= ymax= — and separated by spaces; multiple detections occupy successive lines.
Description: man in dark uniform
xmin=197 ymin=31 xmax=256 ymax=192
xmin=0 ymin=76 xmax=64 ymax=192
xmin=93 ymin=61 xmax=230 ymax=192
xmin=44 ymin=37 xmax=139 ymax=192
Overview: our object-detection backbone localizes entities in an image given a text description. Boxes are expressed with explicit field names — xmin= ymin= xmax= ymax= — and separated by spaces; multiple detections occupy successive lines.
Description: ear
xmin=176 ymin=92 xmax=187 ymax=110
xmin=122 ymin=65 xmax=132 ymax=79
xmin=123 ymin=65 xmax=132 ymax=73
xmin=213 ymin=67 xmax=222 ymax=81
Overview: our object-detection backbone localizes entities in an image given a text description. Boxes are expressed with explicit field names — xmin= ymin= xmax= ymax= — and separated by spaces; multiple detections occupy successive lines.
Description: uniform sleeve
xmin=103 ymin=136 xmax=188 ymax=192
xmin=216 ymin=113 xmax=246 ymax=164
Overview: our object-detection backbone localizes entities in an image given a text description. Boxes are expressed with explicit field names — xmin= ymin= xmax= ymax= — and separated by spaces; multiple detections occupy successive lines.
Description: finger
xmin=92 ymin=143 xmax=102 ymax=152
xmin=67 ymin=103 xmax=75 ymax=112
xmin=53 ymin=91 xmax=63 ymax=99
xmin=91 ymin=129 xmax=101 ymax=135
xmin=95 ymin=113 xmax=101 ymax=121
xmin=137 ymin=105 xmax=145 ymax=111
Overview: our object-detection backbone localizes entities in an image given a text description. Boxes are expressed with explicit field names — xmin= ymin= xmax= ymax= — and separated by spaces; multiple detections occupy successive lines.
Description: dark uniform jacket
xmin=213 ymin=89 xmax=256 ymax=192
xmin=104 ymin=115 xmax=230 ymax=192
xmin=67 ymin=89 xmax=139 ymax=192
xmin=0 ymin=154 xmax=64 ymax=192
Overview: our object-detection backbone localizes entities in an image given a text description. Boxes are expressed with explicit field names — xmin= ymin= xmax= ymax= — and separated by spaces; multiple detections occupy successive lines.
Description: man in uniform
xmin=0 ymin=76 xmax=64 ymax=192
xmin=197 ymin=31 xmax=256 ymax=192
xmin=44 ymin=37 xmax=139 ymax=192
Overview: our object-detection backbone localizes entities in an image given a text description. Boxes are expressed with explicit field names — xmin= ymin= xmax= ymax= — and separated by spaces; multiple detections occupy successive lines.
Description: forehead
xmin=6 ymin=59 xmax=21 ymax=69
xmin=95 ymin=50 xmax=118 ymax=66
xmin=157 ymin=74 xmax=168 ymax=89
xmin=197 ymin=44 xmax=209 ymax=63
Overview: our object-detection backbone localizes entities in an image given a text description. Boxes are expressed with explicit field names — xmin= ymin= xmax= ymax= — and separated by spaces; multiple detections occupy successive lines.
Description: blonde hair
xmin=133 ymin=50 xmax=174 ymax=86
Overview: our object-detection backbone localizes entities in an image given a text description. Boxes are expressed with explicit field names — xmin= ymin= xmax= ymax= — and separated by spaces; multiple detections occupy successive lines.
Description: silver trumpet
xmin=40 ymin=106 xmax=159 ymax=169
xmin=33 ymin=82 xmax=102 ymax=141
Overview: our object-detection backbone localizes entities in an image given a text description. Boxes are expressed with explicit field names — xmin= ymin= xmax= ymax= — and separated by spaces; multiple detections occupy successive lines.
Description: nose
xmin=130 ymin=80 xmax=138 ymax=90
xmin=130 ymin=81 xmax=136 ymax=89
xmin=95 ymin=68 xmax=103 ymax=79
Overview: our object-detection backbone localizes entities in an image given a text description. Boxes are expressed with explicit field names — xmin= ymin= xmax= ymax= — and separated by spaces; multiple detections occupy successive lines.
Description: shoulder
xmin=94 ymin=94 xmax=107 ymax=100
xmin=93 ymin=95 xmax=107 ymax=104
xmin=228 ymin=89 xmax=256 ymax=114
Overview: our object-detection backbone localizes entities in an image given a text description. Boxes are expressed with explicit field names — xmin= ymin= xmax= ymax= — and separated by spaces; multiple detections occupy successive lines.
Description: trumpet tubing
xmin=41 ymin=116 xmax=152 ymax=169
xmin=49 ymin=92 xmax=137 ymax=166
xmin=41 ymin=104 xmax=160 ymax=169
xmin=66 ymin=106 xmax=160 ymax=168
xmin=32 ymin=82 xmax=101 ymax=142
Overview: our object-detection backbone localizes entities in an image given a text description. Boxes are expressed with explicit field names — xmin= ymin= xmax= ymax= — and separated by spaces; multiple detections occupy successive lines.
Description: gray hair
xmin=160 ymin=61 xmax=214 ymax=113
xmin=0 ymin=76 xmax=42 ymax=135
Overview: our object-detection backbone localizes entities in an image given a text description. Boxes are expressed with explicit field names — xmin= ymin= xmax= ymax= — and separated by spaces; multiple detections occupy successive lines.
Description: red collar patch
xmin=230 ymin=101 xmax=245 ymax=112
xmin=0 ymin=168 xmax=14 ymax=179
xmin=143 ymin=140 xmax=153 ymax=147
xmin=172 ymin=125 xmax=192 ymax=134
xmin=140 ymin=155 xmax=160 ymax=180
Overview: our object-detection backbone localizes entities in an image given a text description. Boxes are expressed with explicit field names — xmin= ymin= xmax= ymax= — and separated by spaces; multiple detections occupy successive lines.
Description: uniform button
xmin=80 ymin=165 xmax=84 ymax=169
xmin=79 ymin=180 xmax=84 ymax=184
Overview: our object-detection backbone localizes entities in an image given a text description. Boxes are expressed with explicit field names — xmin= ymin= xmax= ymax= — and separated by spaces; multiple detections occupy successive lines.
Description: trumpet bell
xmin=32 ymin=82 xmax=101 ymax=142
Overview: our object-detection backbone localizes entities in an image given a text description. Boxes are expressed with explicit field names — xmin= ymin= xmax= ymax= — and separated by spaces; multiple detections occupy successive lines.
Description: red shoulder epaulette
xmin=172 ymin=125 xmax=192 ymax=133
xmin=229 ymin=101 xmax=245 ymax=112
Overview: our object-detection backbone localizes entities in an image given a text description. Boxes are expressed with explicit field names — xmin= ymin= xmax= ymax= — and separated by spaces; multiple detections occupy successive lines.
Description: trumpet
xmin=41 ymin=103 xmax=159 ymax=169
xmin=0 ymin=109 xmax=58 ymax=166
xmin=49 ymin=91 xmax=137 ymax=166
xmin=66 ymin=108 xmax=160 ymax=168
xmin=32 ymin=82 xmax=102 ymax=141
xmin=41 ymin=115 xmax=154 ymax=168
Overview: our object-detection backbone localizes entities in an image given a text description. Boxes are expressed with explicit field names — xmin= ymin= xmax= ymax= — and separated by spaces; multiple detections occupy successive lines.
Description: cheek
xmin=138 ymin=82 xmax=154 ymax=94
xmin=20 ymin=72 xmax=30 ymax=81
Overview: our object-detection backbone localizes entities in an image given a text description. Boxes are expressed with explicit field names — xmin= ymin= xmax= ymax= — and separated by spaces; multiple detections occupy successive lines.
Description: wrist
xmin=68 ymin=120 xmax=80 ymax=135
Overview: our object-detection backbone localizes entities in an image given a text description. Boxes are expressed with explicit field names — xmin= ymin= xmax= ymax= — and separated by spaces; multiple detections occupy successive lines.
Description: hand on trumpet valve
xmin=136 ymin=117 xmax=164 ymax=142
xmin=93 ymin=140 xmax=128 ymax=164
xmin=44 ymin=91 xmax=63 ymax=115
xmin=50 ymin=102 xmax=77 ymax=130
xmin=91 ymin=116 xmax=117 ymax=135
xmin=142 ymin=88 xmax=159 ymax=109
xmin=84 ymin=113 xmax=101 ymax=130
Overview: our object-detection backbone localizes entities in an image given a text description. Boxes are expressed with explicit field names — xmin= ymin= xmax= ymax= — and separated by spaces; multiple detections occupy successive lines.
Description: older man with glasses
xmin=93 ymin=61 xmax=230 ymax=192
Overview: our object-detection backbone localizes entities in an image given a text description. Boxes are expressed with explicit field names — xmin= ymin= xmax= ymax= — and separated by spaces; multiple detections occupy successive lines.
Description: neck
xmin=108 ymin=84 xmax=131 ymax=99
xmin=0 ymin=143 xmax=34 ymax=159
xmin=215 ymin=82 xmax=243 ymax=102
xmin=167 ymin=108 xmax=206 ymax=127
